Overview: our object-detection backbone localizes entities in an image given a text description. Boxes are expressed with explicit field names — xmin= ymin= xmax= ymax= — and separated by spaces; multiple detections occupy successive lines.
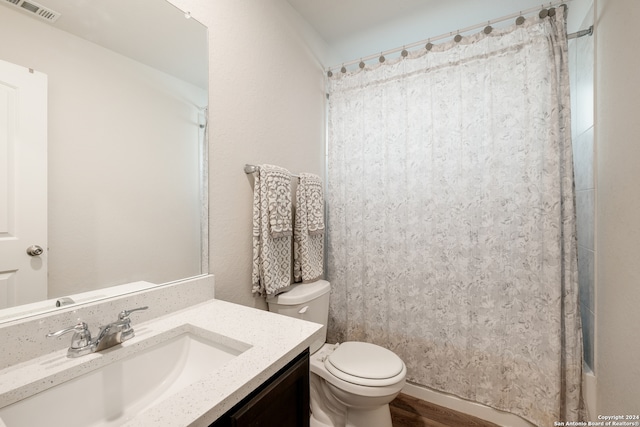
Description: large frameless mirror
xmin=0 ymin=0 xmax=208 ymax=323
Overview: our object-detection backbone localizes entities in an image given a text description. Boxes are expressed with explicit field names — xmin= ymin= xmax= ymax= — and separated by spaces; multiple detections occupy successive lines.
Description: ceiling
xmin=285 ymin=0 xmax=445 ymax=45
xmin=284 ymin=0 xmax=546 ymax=63
xmin=285 ymin=0 xmax=592 ymax=65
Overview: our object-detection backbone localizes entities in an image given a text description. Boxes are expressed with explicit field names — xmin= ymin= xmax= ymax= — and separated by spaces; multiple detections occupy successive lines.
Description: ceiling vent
xmin=2 ymin=0 xmax=61 ymax=23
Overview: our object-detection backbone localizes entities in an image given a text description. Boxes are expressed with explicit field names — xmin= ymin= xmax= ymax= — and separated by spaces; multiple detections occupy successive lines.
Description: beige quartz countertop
xmin=0 ymin=299 xmax=323 ymax=427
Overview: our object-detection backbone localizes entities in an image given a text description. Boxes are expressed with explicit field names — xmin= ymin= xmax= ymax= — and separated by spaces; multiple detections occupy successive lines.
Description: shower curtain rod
xmin=244 ymin=164 xmax=300 ymax=178
xmin=327 ymin=0 xmax=592 ymax=73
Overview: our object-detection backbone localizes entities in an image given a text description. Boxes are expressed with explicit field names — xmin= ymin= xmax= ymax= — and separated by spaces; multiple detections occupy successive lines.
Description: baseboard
xmin=401 ymin=382 xmax=535 ymax=427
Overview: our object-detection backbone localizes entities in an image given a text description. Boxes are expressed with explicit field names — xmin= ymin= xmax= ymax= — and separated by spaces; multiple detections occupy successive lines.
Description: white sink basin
xmin=0 ymin=325 xmax=250 ymax=427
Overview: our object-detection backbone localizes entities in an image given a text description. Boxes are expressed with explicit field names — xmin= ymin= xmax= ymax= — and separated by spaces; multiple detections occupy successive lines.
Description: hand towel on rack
xmin=293 ymin=173 xmax=324 ymax=283
xmin=252 ymin=164 xmax=293 ymax=296
xmin=264 ymin=166 xmax=293 ymax=238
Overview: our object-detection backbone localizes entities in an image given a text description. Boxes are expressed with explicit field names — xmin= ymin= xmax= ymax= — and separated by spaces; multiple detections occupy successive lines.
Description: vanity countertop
xmin=0 ymin=298 xmax=323 ymax=427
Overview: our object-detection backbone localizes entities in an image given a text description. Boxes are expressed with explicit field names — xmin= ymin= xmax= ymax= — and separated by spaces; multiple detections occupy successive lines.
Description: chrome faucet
xmin=46 ymin=306 xmax=148 ymax=358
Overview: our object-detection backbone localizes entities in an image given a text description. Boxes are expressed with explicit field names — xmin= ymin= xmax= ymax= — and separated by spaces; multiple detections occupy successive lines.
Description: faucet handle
xmin=118 ymin=306 xmax=149 ymax=320
xmin=47 ymin=322 xmax=93 ymax=353
xmin=47 ymin=321 xmax=90 ymax=339
xmin=117 ymin=306 xmax=148 ymax=343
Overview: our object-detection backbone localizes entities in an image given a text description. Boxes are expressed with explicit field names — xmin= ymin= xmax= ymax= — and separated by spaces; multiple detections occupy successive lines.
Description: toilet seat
xmin=324 ymin=342 xmax=405 ymax=387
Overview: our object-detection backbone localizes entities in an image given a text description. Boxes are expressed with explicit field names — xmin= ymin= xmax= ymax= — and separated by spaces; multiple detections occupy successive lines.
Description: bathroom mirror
xmin=0 ymin=0 xmax=208 ymax=322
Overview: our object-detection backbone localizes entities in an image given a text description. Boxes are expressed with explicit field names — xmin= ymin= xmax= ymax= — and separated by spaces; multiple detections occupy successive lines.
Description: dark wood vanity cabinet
xmin=210 ymin=349 xmax=310 ymax=427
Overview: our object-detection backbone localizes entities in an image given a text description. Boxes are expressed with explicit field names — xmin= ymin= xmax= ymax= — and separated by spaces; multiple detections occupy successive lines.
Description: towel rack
xmin=244 ymin=164 xmax=300 ymax=178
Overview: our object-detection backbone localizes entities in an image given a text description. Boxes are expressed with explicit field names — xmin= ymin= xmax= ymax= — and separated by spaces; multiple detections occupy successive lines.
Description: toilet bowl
xmin=309 ymin=342 xmax=406 ymax=427
xmin=267 ymin=280 xmax=406 ymax=427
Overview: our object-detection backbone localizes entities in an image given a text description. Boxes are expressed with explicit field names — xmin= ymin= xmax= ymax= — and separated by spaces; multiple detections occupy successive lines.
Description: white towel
xmin=294 ymin=173 xmax=324 ymax=283
xmin=252 ymin=164 xmax=293 ymax=296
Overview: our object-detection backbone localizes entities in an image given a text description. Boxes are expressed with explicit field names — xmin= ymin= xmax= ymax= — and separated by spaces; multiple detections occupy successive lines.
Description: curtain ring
xmin=359 ymin=60 xmax=365 ymax=69
xmin=425 ymin=41 xmax=433 ymax=51
xmin=401 ymin=48 xmax=408 ymax=58
xmin=484 ymin=25 xmax=493 ymax=34
xmin=341 ymin=65 xmax=347 ymax=73
xmin=539 ymin=8 xmax=549 ymax=19
xmin=516 ymin=15 xmax=525 ymax=25
xmin=379 ymin=53 xmax=385 ymax=63
xmin=454 ymin=34 xmax=462 ymax=43
xmin=327 ymin=70 xmax=333 ymax=77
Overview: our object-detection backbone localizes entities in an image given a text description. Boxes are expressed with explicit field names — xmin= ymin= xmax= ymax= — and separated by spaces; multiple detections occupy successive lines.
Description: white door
xmin=0 ymin=59 xmax=47 ymax=308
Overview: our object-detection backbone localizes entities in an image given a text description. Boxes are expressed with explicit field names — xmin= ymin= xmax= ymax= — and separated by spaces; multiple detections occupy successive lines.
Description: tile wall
xmin=568 ymin=5 xmax=595 ymax=372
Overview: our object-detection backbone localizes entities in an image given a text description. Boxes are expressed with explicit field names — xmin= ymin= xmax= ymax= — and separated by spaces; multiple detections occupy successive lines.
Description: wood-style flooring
xmin=390 ymin=393 xmax=501 ymax=427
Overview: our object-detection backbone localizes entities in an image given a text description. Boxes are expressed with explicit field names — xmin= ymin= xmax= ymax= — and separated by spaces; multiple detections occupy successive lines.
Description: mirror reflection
xmin=0 ymin=0 xmax=208 ymax=322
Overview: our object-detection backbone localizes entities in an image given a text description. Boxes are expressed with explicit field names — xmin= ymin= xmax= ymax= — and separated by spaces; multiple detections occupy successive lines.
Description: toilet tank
xmin=267 ymin=280 xmax=330 ymax=354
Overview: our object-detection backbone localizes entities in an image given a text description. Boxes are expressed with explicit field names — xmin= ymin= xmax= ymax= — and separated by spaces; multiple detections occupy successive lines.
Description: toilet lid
xmin=326 ymin=342 xmax=404 ymax=382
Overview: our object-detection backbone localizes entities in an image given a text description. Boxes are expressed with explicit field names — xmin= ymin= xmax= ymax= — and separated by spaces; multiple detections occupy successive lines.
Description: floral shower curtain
xmin=326 ymin=8 xmax=583 ymax=426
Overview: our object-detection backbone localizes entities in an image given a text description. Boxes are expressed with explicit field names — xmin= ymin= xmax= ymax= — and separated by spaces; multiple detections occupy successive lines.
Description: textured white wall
xmin=595 ymin=0 xmax=640 ymax=414
xmin=167 ymin=0 xmax=328 ymax=309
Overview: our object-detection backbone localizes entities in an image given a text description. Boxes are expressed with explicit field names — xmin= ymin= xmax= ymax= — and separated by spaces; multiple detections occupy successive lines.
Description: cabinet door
xmin=211 ymin=349 xmax=310 ymax=427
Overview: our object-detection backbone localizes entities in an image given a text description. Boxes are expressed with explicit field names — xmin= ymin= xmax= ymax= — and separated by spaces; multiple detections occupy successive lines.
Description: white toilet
xmin=267 ymin=280 xmax=406 ymax=427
